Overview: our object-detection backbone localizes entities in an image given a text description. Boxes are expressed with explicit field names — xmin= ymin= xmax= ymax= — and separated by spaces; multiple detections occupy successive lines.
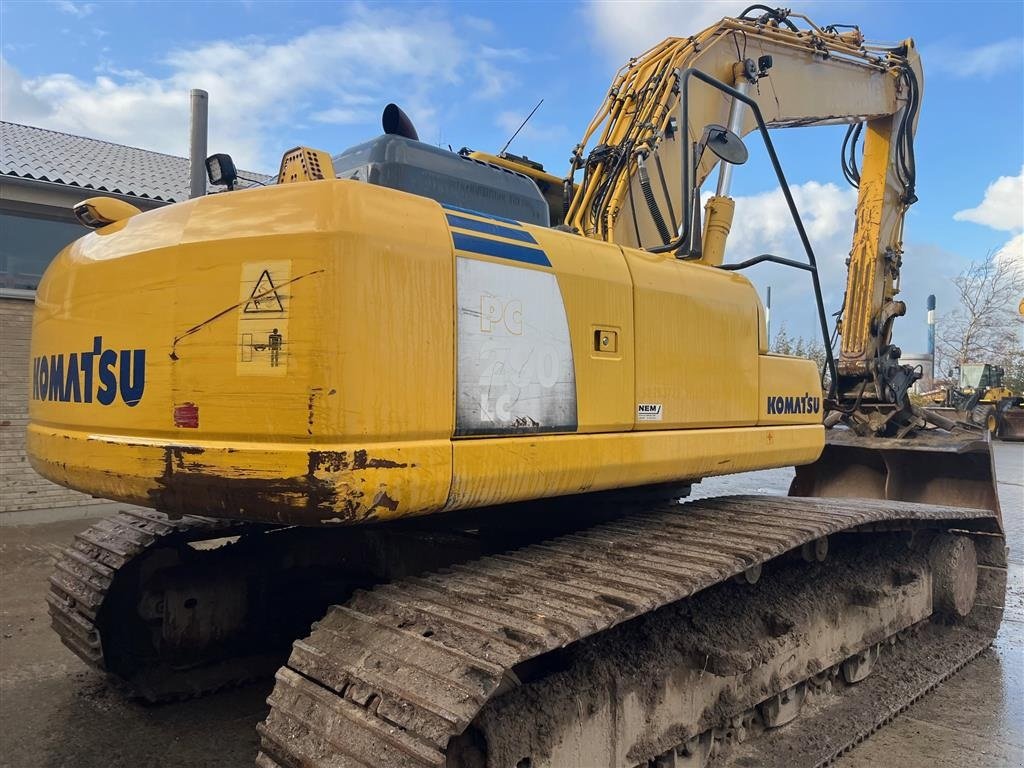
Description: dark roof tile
xmin=1 ymin=121 xmax=272 ymax=202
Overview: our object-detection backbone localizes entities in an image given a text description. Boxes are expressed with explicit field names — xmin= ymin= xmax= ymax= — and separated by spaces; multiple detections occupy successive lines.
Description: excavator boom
xmin=558 ymin=6 xmax=999 ymax=515
xmin=566 ymin=9 xmax=924 ymax=421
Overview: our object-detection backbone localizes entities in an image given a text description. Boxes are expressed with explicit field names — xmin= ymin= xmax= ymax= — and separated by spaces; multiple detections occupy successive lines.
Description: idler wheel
xmin=930 ymin=534 xmax=978 ymax=620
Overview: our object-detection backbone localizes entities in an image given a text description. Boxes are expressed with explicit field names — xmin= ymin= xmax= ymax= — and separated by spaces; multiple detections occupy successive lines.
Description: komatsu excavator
xmin=31 ymin=7 xmax=1006 ymax=767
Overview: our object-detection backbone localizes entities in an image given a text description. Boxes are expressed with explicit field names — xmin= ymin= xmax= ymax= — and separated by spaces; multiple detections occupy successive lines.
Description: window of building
xmin=0 ymin=213 xmax=86 ymax=291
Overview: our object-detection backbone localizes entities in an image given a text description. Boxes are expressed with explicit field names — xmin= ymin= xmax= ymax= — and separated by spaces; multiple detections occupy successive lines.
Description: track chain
xmin=256 ymin=495 xmax=1001 ymax=768
xmin=47 ymin=508 xmax=266 ymax=698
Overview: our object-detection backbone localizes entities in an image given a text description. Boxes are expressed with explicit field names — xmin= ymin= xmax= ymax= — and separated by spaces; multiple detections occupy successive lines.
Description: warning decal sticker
xmin=244 ymin=269 xmax=285 ymax=313
xmin=237 ymin=261 xmax=291 ymax=376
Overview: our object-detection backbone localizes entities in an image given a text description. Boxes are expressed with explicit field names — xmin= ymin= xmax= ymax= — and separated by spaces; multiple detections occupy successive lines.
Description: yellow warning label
xmin=237 ymin=261 xmax=290 ymax=376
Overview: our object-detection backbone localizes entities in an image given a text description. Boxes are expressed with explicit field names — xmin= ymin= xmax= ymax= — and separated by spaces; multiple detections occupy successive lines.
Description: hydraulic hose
xmin=738 ymin=4 xmax=799 ymax=31
xmin=637 ymin=156 xmax=672 ymax=244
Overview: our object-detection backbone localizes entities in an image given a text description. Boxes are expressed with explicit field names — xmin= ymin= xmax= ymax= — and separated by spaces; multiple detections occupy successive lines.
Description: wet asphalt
xmin=1 ymin=443 xmax=1021 ymax=767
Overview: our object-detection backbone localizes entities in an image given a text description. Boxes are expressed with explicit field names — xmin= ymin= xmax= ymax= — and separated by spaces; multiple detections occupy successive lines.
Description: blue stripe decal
xmin=443 ymin=203 xmax=522 ymax=226
xmin=452 ymin=232 xmax=551 ymax=267
xmin=446 ymin=214 xmax=537 ymax=244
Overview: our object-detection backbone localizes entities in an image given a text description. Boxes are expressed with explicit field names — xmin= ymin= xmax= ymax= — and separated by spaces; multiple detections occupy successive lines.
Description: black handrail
xmin=719 ymin=254 xmax=815 ymax=272
xmin=649 ymin=67 xmax=838 ymax=396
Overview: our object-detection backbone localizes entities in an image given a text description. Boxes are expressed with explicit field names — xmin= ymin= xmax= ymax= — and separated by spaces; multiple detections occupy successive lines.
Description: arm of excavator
xmin=565 ymin=7 xmax=925 ymax=435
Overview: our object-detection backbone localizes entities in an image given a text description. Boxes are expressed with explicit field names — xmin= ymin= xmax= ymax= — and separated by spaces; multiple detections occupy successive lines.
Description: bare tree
xmin=771 ymin=323 xmax=831 ymax=389
xmin=934 ymin=254 xmax=1023 ymax=379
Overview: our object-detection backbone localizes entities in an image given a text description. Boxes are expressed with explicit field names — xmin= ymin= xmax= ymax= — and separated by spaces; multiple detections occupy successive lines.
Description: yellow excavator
xmin=31 ymin=7 xmax=1005 ymax=767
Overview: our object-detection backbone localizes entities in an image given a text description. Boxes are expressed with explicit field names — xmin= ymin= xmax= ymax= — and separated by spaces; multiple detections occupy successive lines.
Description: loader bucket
xmin=996 ymin=402 xmax=1024 ymax=441
xmin=791 ymin=427 xmax=1002 ymax=530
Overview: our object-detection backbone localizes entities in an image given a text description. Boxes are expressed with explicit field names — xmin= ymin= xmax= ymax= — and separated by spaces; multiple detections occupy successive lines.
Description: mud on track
xmin=256 ymin=496 xmax=1001 ymax=768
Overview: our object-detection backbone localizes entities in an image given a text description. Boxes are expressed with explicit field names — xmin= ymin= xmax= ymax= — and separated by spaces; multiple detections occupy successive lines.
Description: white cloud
xmin=954 ymin=166 xmax=1024 ymax=282
xmin=585 ymin=0 xmax=740 ymax=63
xmin=926 ymin=39 xmax=1023 ymax=80
xmin=54 ymin=1 xmax=95 ymax=18
xmin=480 ymin=46 xmax=530 ymax=61
xmin=729 ymin=180 xmax=857 ymax=277
xmin=994 ymin=232 xmax=1023 ymax=280
xmin=0 ymin=57 xmax=51 ymax=123
xmin=462 ymin=16 xmax=495 ymax=35
xmin=723 ymin=180 xmax=970 ymax=352
xmin=953 ymin=166 xmax=1024 ymax=232
xmin=477 ymin=60 xmax=515 ymax=100
xmin=1 ymin=6 xmax=518 ymax=170
xmin=716 ymin=181 xmax=858 ymax=339
xmin=311 ymin=107 xmax=375 ymax=126
xmin=474 ymin=47 xmax=532 ymax=100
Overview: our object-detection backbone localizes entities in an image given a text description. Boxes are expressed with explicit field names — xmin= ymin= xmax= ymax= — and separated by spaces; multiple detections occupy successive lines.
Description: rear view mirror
xmin=695 ymin=124 xmax=749 ymax=167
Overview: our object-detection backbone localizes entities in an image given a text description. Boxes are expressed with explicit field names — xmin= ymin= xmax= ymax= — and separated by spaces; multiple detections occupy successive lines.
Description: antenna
xmin=499 ymin=98 xmax=544 ymax=156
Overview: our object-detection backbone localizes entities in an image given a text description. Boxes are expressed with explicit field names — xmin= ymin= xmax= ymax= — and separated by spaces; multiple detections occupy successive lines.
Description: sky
xmin=2 ymin=0 xmax=1022 ymax=354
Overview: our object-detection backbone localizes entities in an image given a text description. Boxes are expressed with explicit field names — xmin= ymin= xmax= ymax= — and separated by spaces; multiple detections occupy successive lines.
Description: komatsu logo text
xmin=32 ymin=336 xmax=146 ymax=407
xmin=767 ymin=393 xmax=821 ymax=415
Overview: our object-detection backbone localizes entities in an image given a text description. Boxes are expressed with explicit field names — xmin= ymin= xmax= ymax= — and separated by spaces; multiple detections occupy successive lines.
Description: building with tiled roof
xmin=0 ymin=121 xmax=269 ymax=516
xmin=0 ymin=121 xmax=270 ymax=292
xmin=1 ymin=121 xmax=270 ymax=204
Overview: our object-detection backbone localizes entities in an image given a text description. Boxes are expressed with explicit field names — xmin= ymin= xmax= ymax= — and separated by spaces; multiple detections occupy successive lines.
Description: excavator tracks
xmin=256 ymin=495 xmax=1005 ymax=768
xmin=46 ymin=508 xmax=491 ymax=702
xmin=47 ymin=510 xmax=274 ymax=700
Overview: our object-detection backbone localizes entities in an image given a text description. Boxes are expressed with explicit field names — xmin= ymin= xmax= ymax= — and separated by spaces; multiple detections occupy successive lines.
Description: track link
xmin=256 ymin=495 xmax=1004 ymax=768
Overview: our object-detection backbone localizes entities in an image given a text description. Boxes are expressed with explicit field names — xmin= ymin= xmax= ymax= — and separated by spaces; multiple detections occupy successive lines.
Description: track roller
xmin=652 ymin=731 xmax=712 ymax=768
xmin=841 ymin=644 xmax=880 ymax=683
xmin=732 ymin=563 xmax=762 ymax=585
xmin=759 ymin=681 xmax=807 ymax=728
xmin=801 ymin=536 xmax=829 ymax=562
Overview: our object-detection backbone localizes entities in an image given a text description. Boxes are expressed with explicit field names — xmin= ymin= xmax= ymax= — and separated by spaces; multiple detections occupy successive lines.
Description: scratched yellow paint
xmin=28 ymin=178 xmax=822 ymax=527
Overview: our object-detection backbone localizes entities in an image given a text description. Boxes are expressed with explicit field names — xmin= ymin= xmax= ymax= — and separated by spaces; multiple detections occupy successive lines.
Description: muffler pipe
xmin=189 ymin=88 xmax=209 ymax=199
xmin=382 ymin=103 xmax=419 ymax=141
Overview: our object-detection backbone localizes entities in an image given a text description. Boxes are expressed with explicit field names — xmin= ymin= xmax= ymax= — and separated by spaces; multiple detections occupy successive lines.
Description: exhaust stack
xmin=189 ymin=88 xmax=209 ymax=199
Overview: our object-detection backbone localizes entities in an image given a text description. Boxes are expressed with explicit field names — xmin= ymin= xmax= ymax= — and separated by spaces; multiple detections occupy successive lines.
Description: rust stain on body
xmin=353 ymin=450 xmax=407 ymax=470
xmin=147 ymin=446 xmax=405 ymax=526
xmin=308 ymin=450 xmax=409 ymax=472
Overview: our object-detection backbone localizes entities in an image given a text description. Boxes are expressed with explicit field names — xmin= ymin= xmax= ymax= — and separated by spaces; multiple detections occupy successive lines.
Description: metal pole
xmin=926 ymin=294 xmax=936 ymax=386
xmin=715 ymin=78 xmax=751 ymax=197
xmin=766 ymin=285 xmax=772 ymax=343
xmin=189 ymin=89 xmax=209 ymax=199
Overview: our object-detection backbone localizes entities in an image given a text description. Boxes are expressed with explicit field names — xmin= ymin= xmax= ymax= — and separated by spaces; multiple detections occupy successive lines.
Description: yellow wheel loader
xmin=927 ymin=363 xmax=1024 ymax=440
xmin=31 ymin=7 xmax=1005 ymax=767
